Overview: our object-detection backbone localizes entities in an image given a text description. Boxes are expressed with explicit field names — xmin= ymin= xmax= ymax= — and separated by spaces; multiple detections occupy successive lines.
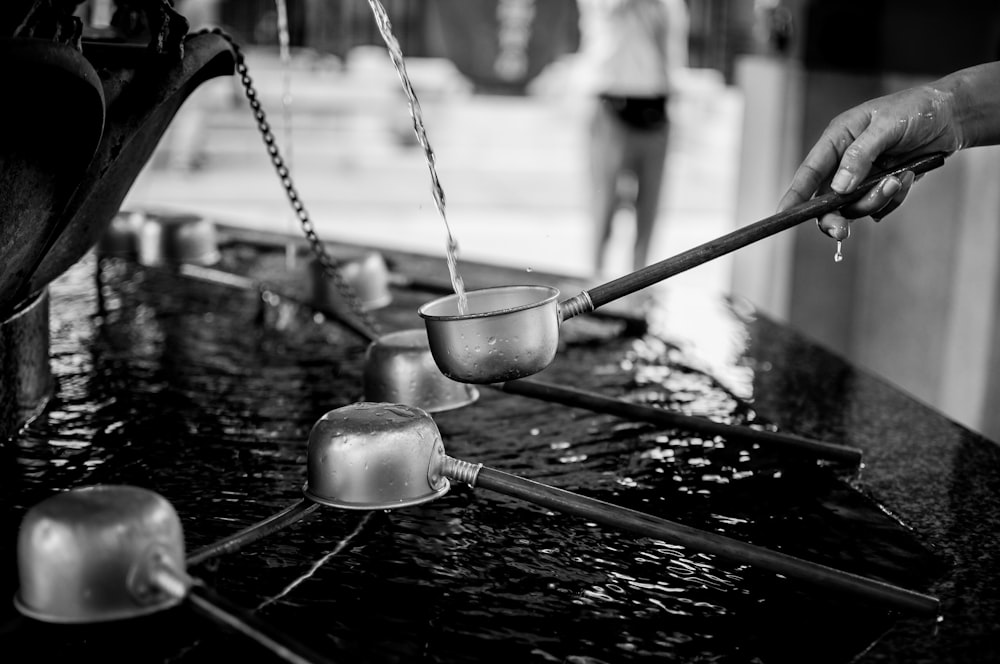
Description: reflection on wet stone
xmin=0 ymin=239 xmax=949 ymax=662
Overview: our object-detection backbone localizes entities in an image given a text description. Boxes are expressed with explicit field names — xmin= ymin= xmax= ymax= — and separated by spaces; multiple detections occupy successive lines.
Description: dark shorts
xmin=598 ymin=94 xmax=669 ymax=131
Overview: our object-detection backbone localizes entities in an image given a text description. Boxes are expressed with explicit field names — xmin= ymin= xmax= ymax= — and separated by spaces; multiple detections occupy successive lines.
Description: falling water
xmin=366 ymin=0 xmax=469 ymax=314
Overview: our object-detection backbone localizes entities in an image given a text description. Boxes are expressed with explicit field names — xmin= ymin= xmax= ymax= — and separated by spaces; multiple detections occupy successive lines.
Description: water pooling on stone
xmin=366 ymin=0 xmax=469 ymax=315
xmin=0 ymin=247 xmax=945 ymax=663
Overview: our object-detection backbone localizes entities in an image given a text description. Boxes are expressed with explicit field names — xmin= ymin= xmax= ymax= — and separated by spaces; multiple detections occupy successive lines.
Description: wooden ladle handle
xmin=560 ymin=152 xmax=947 ymax=318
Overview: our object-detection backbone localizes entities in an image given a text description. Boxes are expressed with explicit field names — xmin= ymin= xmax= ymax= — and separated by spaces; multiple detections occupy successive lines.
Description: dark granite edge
xmin=739 ymin=303 xmax=1000 ymax=663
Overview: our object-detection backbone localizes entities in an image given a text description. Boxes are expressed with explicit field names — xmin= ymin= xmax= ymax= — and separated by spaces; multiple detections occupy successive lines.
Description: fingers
xmin=837 ymin=174 xmax=902 ymax=219
xmin=777 ymin=173 xmax=820 ymax=213
xmin=815 ymin=171 xmax=914 ymax=239
xmin=839 ymin=171 xmax=912 ymax=220
xmin=828 ymin=103 xmax=915 ymax=193
xmin=829 ymin=138 xmax=879 ymax=194
xmin=817 ymin=214 xmax=850 ymax=240
xmin=776 ymin=137 xmax=845 ymax=213
xmin=872 ymin=171 xmax=914 ymax=222
xmin=777 ymin=108 xmax=886 ymax=211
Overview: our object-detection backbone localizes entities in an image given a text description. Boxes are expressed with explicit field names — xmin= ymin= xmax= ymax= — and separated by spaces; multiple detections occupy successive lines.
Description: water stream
xmin=366 ymin=0 xmax=469 ymax=315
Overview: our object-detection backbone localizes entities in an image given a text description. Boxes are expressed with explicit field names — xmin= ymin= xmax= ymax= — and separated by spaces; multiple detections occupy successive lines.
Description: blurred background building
xmin=121 ymin=1 xmax=1000 ymax=441
xmin=215 ymin=0 xmax=754 ymax=91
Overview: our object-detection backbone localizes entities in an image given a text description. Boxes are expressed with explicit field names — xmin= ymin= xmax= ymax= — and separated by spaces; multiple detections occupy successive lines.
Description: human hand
xmin=777 ymin=82 xmax=964 ymax=240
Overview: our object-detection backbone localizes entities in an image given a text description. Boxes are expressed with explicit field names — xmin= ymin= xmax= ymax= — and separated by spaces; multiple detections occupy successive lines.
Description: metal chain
xmin=202 ymin=28 xmax=383 ymax=338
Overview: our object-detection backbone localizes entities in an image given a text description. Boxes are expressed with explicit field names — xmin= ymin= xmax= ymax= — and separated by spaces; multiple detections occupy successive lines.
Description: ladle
xmin=363 ymin=328 xmax=480 ymax=413
xmin=310 ymin=252 xmax=393 ymax=311
xmin=386 ymin=270 xmax=649 ymax=335
xmin=187 ymin=367 xmax=855 ymax=568
xmin=361 ymin=328 xmax=858 ymax=462
xmin=14 ymin=485 xmax=334 ymax=664
xmin=157 ymin=259 xmax=843 ymax=461
xmin=136 ymin=210 xmax=222 ymax=267
xmin=174 ymin=263 xmax=377 ymax=343
xmin=147 ymin=257 xmax=857 ymax=462
xmin=305 ymin=402 xmax=939 ymax=616
xmin=185 ymin=229 xmax=856 ymax=460
xmin=419 ymin=153 xmax=948 ymax=384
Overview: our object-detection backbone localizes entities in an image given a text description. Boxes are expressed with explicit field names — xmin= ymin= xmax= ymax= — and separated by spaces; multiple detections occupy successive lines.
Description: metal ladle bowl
xmin=419 ymin=154 xmax=947 ymax=385
xmin=362 ymin=328 xmax=479 ymax=412
xmin=97 ymin=209 xmax=146 ymax=259
xmin=14 ymin=485 xmax=338 ymax=662
xmin=304 ymin=401 xmax=452 ymax=510
xmin=418 ymin=285 xmax=561 ymax=383
xmin=14 ymin=484 xmax=186 ymax=623
xmin=138 ymin=210 xmax=221 ymax=267
xmin=302 ymin=402 xmax=940 ymax=616
xmin=310 ymin=251 xmax=392 ymax=312
xmin=99 ymin=208 xmax=221 ymax=266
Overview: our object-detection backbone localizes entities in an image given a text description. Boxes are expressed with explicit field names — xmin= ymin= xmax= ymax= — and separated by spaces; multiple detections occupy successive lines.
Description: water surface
xmin=0 ymin=247 xmax=944 ymax=663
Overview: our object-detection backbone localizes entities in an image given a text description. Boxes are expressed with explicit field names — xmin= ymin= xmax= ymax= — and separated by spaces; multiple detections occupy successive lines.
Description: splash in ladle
xmin=419 ymin=153 xmax=947 ymax=384
xmin=303 ymin=402 xmax=938 ymax=616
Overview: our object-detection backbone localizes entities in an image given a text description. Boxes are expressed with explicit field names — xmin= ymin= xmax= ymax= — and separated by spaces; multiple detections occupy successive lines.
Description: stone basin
xmin=1 ymin=229 xmax=997 ymax=663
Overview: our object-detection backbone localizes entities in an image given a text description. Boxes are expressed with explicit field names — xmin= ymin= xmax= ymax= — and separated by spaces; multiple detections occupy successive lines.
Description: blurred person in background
xmin=777 ymin=60 xmax=1000 ymax=240
xmin=576 ymin=0 xmax=689 ymax=279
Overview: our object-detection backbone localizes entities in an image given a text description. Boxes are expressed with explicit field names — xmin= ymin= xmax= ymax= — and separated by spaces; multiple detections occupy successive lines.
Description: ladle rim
xmin=417 ymin=285 xmax=560 ymax=322
xmin=301 ymin=481 xmax=451 ymax=511
xmin=12 ymin=591 xmax=182 ymax=624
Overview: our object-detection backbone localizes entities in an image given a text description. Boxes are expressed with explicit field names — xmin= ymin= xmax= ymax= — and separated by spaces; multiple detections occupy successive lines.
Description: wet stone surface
xmin=0 ymin=239 xmax=995 ymax=663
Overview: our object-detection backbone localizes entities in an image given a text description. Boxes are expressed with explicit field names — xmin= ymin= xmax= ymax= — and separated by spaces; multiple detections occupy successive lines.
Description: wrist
xmin=933 ymin=62 xmax=1000 ymax=150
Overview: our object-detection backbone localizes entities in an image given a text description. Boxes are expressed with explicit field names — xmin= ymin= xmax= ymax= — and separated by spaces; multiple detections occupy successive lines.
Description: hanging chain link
xmin=202 ymin=28 xmax=383 ymax=338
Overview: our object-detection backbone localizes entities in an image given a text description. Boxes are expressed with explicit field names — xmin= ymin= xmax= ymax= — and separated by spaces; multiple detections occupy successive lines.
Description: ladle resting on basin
xmin=419 ymin=153 xmax=947 ymax=384
xmin=186 ymin=373 xmax=858 ymax=569
xmin=359 ymin=327 xmax=858 ymax=463
xmin=14 ymin=485 xmax=333 ymax=664
xmin=363 ymin=328 xmax=479 ymax=413
xmin=303 ymin=402 xmax=938 ymax=615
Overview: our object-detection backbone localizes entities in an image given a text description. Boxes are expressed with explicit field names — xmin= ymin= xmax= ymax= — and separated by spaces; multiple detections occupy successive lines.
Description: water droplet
xmin=834 ymin=241 xmax=844 ymax=263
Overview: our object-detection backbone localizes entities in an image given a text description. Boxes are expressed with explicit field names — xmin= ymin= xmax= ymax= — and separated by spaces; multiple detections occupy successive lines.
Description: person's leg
xmin=588 ymin=100 xmax=628 ymax=278
xmin=630 ymin=122 xmax=669 ymax=271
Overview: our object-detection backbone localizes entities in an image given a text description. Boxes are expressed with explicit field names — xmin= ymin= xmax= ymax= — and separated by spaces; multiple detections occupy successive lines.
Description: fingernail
xmin=829 ymin=222 xmax=850 ymax=241
xmin=880 ymin=176 xmax=901 ymax=197
xmin=831 ymin=168 xmax=855 ymax=193
xmin=819 ymin=218 xmax=850 ymax=240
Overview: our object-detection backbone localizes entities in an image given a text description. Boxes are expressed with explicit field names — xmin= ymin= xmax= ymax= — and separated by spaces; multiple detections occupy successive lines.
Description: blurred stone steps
xmin=127 ymin=47 xmax=743 ymax=281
